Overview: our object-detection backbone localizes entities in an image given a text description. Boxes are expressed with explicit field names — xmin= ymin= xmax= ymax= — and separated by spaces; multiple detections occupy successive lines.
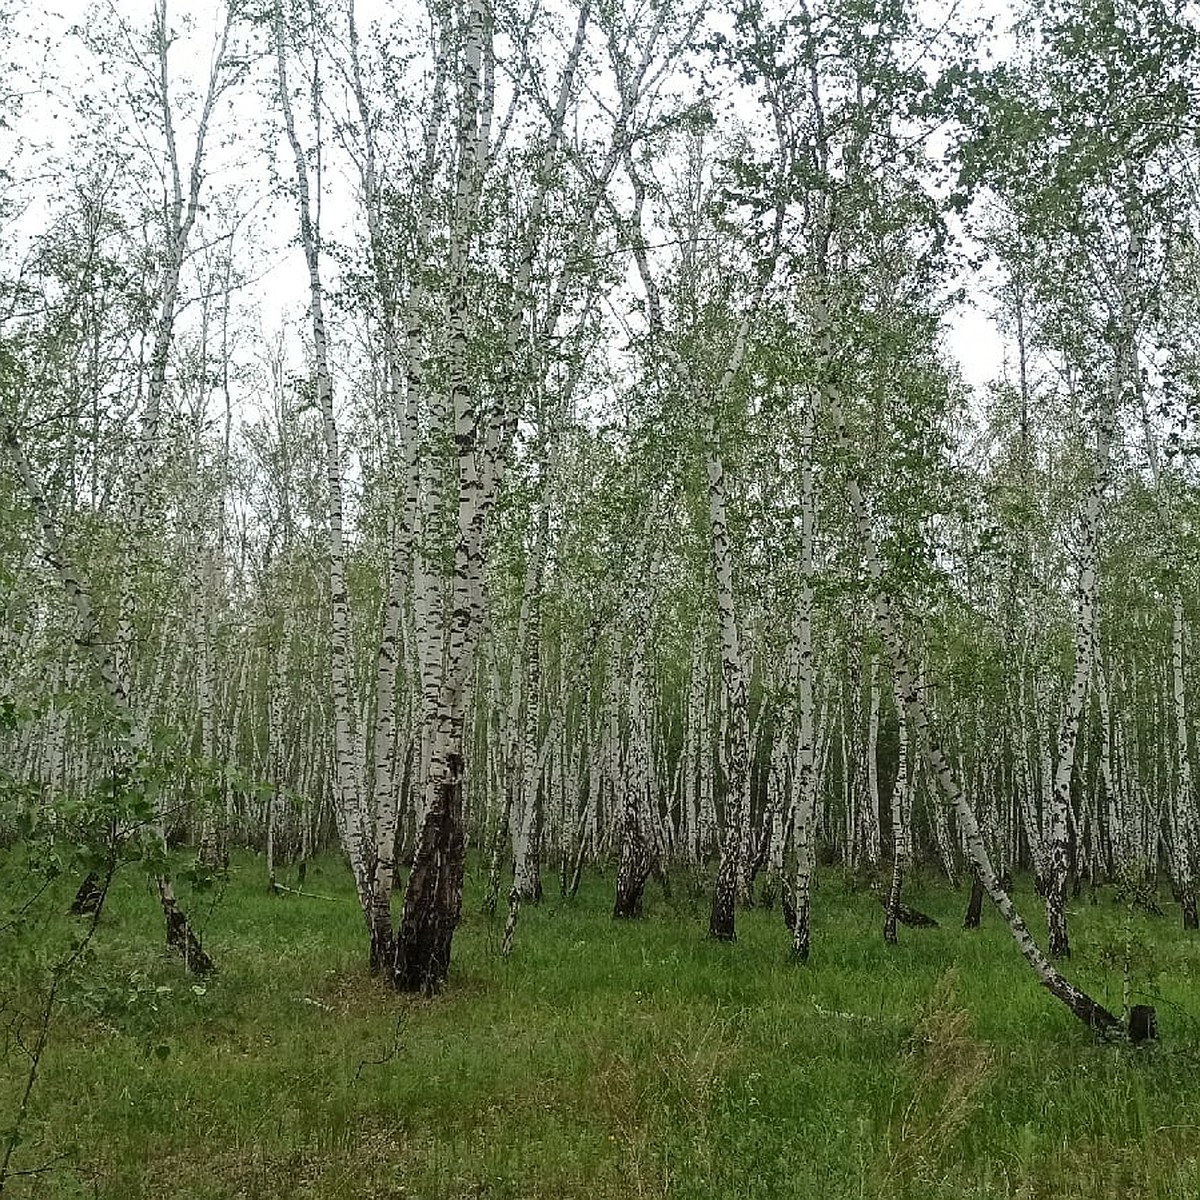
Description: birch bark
xmin=883 ymin=675 xmax=911 ymax=945
xmin=1044 ymin=404 xmax=1110 ymax=958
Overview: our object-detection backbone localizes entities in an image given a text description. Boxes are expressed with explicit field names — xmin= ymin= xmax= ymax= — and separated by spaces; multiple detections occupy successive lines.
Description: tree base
xmin=963 ymin=873 xmax=984 ymax=929
xmin=781 ymin=883 xmax=797 ymax=932
xmin=164 ymin=904 xmax=215 ymax=976
xmin=613 ymin=800 xmax=651 ymax=919
xmin=394 ymin=759 xmax=466 ymax=994
xmin=1129 ymin=1005 xmax=1157 ymax=1044
xmin=70 ymin=873 xmax=105 ymax=916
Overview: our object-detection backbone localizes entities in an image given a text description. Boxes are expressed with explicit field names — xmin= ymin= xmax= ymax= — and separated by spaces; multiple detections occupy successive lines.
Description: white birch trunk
xmin=1045 ymin=397 xmax=1111 ymax=958
xmin=790 ymin=393 xmax=819 ymax=959
xmin=863 ymin=651 xmax=882 ymax=870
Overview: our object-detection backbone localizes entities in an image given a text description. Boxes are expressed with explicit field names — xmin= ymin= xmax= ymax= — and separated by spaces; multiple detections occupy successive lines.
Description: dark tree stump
xmin=963 ymin=872 xmax=985 ymax=929
xmin=1129 ymin=1005 xmax=1157 ymax=1044
xmin=893 ymin=901 xmax=939 ymax=928
xmin=165 ymin=907 xmax=215 ymax=977
xmin=70 ymin=873 xmax=105 ymax=916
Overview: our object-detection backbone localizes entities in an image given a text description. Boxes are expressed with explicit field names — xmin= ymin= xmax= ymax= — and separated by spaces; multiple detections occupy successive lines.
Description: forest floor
xmin=2 ymin=850 xmax=1200 ymax=1200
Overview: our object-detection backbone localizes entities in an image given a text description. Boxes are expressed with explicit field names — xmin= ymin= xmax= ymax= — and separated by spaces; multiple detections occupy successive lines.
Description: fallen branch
xmin=272 ymin=883 xmax=348 ymax=903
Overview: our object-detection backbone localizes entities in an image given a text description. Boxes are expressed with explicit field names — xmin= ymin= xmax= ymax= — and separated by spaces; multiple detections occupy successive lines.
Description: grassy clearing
xmin=2 ymin=851 xmax=1200 ymax=1199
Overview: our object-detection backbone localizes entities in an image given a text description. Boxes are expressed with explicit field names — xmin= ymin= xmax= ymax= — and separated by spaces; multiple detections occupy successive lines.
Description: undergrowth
xmin=2 ymin=849 xmax=1199 ymax=1199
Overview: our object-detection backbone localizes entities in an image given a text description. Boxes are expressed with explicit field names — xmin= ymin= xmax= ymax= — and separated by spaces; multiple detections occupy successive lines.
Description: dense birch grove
xmin=1 ymin=0 xmax=1199 ymax=1027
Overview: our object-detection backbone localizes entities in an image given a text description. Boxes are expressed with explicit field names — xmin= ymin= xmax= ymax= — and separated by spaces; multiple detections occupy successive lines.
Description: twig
xmin=271 ymin=883 xmax=347 ymax=903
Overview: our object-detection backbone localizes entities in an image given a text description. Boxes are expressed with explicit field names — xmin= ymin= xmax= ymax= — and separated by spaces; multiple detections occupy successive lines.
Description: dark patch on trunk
xmin=963 ymin=872 xmax=985 ymax=929
xmin=708 ymin=854 xmax=738 ymax=941
xmin=1182 ymin=891 xmax=1198 ymax=931
xmin=394 ymin=755 xmax=465 ymax=993
xmin=567 ymin=839 xmax=586 ymax=900
xmin=884 ymin=858 xmax=905 ymax=946
xmin=1037 ymin=966 xmax=1119 ymax=1034
xmin=1046 ymin=885 xmax=1071 ymax=958
xmin=517 ymin=862 xmax=543 ymax=904
xmin=368 ymin=908 xmax=394 ymax=975
xmin=746 ymin=824 xmax=770 ymax=897
xmin=792 ymin=895 xmax=811 ymax=963
xmin=781 ymin=881 xmax=796 ymax=933
xmin=613 ymin=797 xmax=651 ymax=919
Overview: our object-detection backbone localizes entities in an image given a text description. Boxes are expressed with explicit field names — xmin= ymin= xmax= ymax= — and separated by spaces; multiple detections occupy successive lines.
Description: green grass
xmin=3 ymin=851 xmax=1200 ymax=1199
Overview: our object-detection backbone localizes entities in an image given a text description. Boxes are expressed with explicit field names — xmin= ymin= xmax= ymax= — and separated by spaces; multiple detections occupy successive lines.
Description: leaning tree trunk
xmin=815 ymin=294 xmax=1121 ymax=1035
